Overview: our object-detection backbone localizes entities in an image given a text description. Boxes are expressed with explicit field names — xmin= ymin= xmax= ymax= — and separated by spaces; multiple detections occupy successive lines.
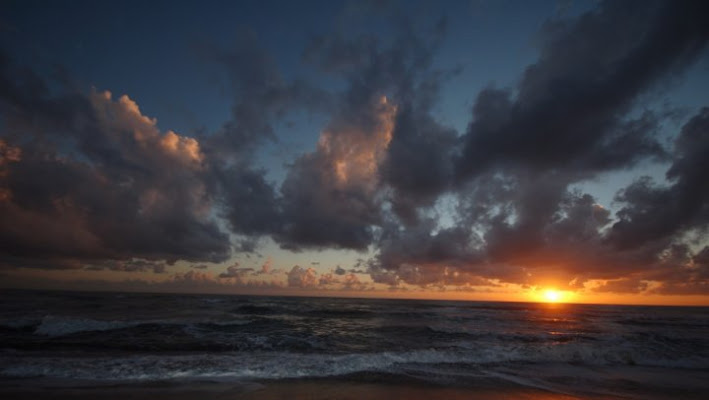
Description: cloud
xmin=368 ymin=0 xmax=709 ymax=293
xmin=610 ymin=108 xmax=709 ymax=249
xmin=90 ymin=91 xmax=205 ymax=167
xmin=368 ymin=267 xmax=399 ymax=287
xmin=276 ymin=96 xmax=396 ymax=250
xmin=380 ymin=107 xmax=458 ymax=223
xmin=286 ymin=265 xmax=318 ymax=288
xmin=218 ymin=264 xmax=255 ymax=279
xmin=256 ymin=259 xmax=274 ymax=275
xmin=1 ymin=1 xmax=708 ymax=298
xmin=457 ymin=0 xmax=707 ymax=180
xmin=378 ymin=221 xmax=484 ymax=273
xmin=173 ymin=269 xmax=215 ymax=284
xmin=90 ymin=259 xmax=168 ymax=274
xmin=272 ymin=13 xmax=451 ymax=250
xmin=1 ymin=8 xmax=453 ymax=272
xmin=200 ymin=30 xmax=331 ymax=160
xmin=318 ymin=272 xmax=339 ymax=286
xmin=0 ymin=54 xmax=231 ymax=269
xmin=193 ymin=32 xmax=332 ymax=244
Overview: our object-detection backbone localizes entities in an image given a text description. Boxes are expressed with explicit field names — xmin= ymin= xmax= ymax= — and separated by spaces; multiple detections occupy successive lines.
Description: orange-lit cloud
xmin=317 ymin=95 xmax=396 ymax=190
xmin=0 ymin=84 xmax=230 ymax=269
xmin=90 ymin=91 xmax=205 ymax=167
xmin=0 ymin=140 xmax=21 ymax=202
xmin=1 ymin=0 xmax=708 ymax=305
xmin=276 ymin=95 xmax=399 ymax=250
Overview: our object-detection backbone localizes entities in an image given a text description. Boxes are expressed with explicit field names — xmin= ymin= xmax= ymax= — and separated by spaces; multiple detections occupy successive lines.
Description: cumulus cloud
xmin=287 ymin=265 xmax=318 ymax=288
xmin=268 ymin=12 xmax=454 ymax=251
xmin=366 ymin=0 xmax=709 ymax=294
xmin=276 ymin=96 xmax=396 ymax=250
xmin=218 ymin=264 xmax=255 ymax=279
xmin=0 ymin=56 xmax=231 ymax=269
xmin=318 ymin=272 xmax=339 ymax=286
xmin=380 ymin=107 xmax=458 ymax=223
xmin=610 ymin=108 xmax=709 ymax=249
xmin=256 ymin=259 xmax=274 ymax=275
xmin=457 ymin=0 xmax=707 ymax=179
xmin=90 ymin=259 xmax=168 ymax=274
xmin=206 ymin=32 xmax=331 ymax=242
xmin=1 ymin=0 xmax=708 ymax=298
xmin=163 ymin=268 xmax=285 ymax=292
xmin=174 ymin=269 xmax=215 ymax=283
xmin=342 ymin=272 xmax=367 ymax=290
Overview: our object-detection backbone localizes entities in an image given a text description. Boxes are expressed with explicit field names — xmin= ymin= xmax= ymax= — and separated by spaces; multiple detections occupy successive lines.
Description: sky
xmin=1 ymin=0 xmax=708 ymax=305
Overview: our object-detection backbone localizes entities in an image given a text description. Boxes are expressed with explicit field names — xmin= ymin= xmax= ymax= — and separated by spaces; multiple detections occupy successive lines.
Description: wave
xmin=21 ymin=314 xmax=707 ymax=364
xmin=0 ymin=317 xmax=41 ymax=330
xmin=32 ymin=316 xmax=254 ymax=337
xmin=2 ymin=335 xmax=707 ymax=382
xmin=616 ymin=317 xmax=709 ymax=328
xmin=232 ymin=305 xmax=279 ymax=315
xmin=4 ymin=349 xmax=705 ymax=400
xmin=0 ymin=350 xmax=468 ymax=381
xmin=33 ymin=316 xmax=144 ymax=337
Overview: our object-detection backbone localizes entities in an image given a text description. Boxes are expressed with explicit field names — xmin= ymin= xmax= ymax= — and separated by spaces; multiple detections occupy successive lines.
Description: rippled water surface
xmin=1 ymin=290 xmax=707 ymax=398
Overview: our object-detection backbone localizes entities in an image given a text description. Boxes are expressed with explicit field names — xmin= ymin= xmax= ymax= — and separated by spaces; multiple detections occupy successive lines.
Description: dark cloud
xmin=457 ymin=0 xmax=706 ymax=179
xmin=380 ymin=107 xmax=458 ymax=224
xmin=610 ymin=108 xmax=709 ymax=249
xmin=0 ymin=27 xmax=335 ymax=269
xmin=90 ymin=259 xmax=168 ymax=274
xmin=369 ymin=0 xmax=709 ymax=293
xmin=275 ymin=96 xmax=394 ymax=251
xmin=217 ymin=165 xmax=282 ymax=238
xmin=576 ymin=106 xmax=709 ymax=294
xmin=377 ymin=221 xmax=483 ymax=273
xmin=201 ymin=30 xmax=331 ymax=160
xmin=219 ymin=264 xmax=255 ymax=279
xmin=2 ymin=1 xmax=708 ymax=298
xmin=0 ymin=54 xmax=232 ymax=269
xmin=200 ymin=33 xmax=329 ymax=242
xmin=274 ymin=13 xmax=452 ymax=250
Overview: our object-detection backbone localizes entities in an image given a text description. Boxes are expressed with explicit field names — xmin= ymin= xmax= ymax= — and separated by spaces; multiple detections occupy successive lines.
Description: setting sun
xmin=543 ymin=289 xmax=562 ymax=303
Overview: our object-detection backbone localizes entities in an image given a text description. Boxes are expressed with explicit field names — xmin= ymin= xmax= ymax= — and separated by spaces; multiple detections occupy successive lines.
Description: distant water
xmin=1 ymin=289 xmax=708 ymax=399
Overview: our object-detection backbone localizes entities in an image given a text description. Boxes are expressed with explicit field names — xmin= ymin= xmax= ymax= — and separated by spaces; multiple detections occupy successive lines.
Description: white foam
xmin=0 ymin=350 xmax=464 ymax=381
xmin=2 ymin=341 xmax=707 ymax=381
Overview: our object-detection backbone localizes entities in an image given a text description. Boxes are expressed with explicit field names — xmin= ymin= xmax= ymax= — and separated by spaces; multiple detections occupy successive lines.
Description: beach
xmin=0 ymin=378 xmax=620 ymax=400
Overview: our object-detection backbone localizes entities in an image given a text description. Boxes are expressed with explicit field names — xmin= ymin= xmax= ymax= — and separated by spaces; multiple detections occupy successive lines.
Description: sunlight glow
xmin=544 ymin=289 xmax=562 ymax=302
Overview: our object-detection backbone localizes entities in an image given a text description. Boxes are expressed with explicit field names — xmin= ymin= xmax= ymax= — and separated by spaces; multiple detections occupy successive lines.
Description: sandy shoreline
xmin=0 ymin=378 xmax=614 ymax=400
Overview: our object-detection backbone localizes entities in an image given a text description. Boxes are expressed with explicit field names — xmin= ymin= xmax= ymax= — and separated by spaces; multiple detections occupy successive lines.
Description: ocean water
xmin=0 ymin=290 xmax=707 ymax=399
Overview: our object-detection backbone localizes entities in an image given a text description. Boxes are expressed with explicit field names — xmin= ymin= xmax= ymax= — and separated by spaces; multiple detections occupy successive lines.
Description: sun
xmin=544 ymin=289 xmax=562 ymax=302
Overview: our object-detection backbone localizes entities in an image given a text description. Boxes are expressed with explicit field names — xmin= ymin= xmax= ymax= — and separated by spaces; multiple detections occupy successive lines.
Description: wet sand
xmin=0 ymin=379 xmax=612 ymax=400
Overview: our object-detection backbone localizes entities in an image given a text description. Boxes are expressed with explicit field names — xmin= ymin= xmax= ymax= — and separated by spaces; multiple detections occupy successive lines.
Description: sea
xmin=0 ymin=289 xmax=707 ymax=399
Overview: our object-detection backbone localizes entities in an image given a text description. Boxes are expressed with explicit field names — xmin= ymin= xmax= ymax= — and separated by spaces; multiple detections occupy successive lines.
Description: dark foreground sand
xmin=0 ymin=379 xmax=615 ymax=400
